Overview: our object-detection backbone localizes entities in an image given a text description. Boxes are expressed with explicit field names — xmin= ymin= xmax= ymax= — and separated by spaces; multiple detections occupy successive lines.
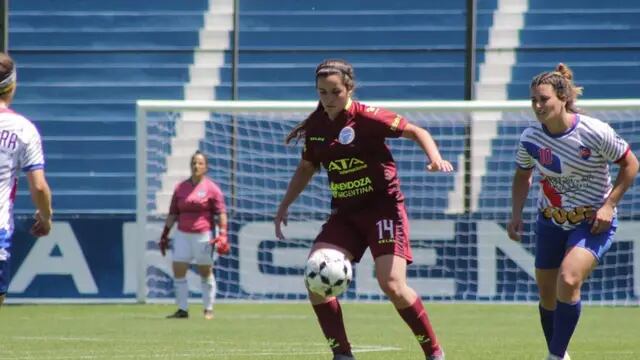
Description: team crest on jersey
xmin=338 ymin=126 xmax=355 ymax=144
xmin=197 ymin=190 xmax=207 ymax=198
xmin=579 ymin=146 xmax=591 ymax=160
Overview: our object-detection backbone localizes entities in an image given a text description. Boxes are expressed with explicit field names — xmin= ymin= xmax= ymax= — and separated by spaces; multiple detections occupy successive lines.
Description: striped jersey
xmin=0 ymin=109 xmax=44 ymax=247
xmin=516 ymin=114 xmax=630 ymax=228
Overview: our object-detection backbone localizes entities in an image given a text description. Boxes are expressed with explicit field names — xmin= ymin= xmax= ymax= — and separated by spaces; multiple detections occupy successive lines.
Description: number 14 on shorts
xmin=377 ymin=219 xmax=395 ymax=244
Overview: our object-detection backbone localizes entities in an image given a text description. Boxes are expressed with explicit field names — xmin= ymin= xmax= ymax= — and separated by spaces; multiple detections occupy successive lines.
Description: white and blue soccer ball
xmin=304 ymin=248 xmax=353 ymax=297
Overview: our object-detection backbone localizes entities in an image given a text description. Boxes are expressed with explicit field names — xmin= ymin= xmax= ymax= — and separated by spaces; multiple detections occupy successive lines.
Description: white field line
xmin=0 ymin=344 xmax=402 ymax=359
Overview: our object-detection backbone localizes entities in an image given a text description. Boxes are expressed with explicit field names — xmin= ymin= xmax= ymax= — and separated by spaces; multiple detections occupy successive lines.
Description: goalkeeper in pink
xmin=159 ymin=150 xmax=229 ymax=320
xmin=508 ymin=63 xmax=638 ymax=360
xmin=274 ymin=59 xmax=453 ymax=360
xmin=0 ymin=53 xmax=53 ymax=307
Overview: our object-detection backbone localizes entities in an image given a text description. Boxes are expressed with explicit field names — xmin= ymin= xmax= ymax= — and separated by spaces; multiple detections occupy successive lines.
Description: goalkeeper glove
xmin=210 ymin=233 xmax=230 ymax=255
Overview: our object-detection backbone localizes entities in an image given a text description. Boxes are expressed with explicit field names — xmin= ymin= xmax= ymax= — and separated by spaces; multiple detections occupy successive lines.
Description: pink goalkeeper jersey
xmin=168 ymin=177 xmax=226 ymax=233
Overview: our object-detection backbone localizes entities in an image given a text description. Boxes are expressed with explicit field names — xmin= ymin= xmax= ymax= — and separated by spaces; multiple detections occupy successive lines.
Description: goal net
xmin=136 ymin=99 xmax=640 ymax=305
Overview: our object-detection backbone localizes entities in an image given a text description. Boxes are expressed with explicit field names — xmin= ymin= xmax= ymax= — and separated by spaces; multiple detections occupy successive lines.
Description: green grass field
xmin=0 ymin=303 xmax=638 ymax=359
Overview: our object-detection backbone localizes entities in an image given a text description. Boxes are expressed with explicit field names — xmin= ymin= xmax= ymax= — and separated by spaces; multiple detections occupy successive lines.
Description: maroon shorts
xmin=314 ymin=201 xmax=413 ymax=264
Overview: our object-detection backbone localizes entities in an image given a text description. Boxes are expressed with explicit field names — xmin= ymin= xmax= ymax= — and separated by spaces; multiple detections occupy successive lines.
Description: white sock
xmin=174 ymin=278 xmax=189 ymax=311
xmin=201 ymin=275 xmax=216 ymax=311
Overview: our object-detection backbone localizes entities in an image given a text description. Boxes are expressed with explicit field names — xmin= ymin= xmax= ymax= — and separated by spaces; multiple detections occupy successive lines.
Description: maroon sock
xmin=312 ymin=298 xmax=352 ymax=356
xmin=397 ymin=298 xmax=440 ymax=356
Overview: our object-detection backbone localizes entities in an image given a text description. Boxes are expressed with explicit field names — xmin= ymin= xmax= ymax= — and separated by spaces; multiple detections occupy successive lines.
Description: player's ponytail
xmin=285 ymin=102 xmax=323 ymax=145
xmin=530 ymin=63 xmax=583 ymax=114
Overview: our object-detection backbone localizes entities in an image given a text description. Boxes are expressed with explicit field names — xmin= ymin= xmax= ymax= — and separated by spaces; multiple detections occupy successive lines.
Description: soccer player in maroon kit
xmin=274 ymin=59 xmax=453 ymax=360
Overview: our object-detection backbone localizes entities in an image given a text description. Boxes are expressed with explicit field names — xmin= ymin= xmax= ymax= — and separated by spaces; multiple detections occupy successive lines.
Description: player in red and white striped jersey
xmin=0 ymin=53 xmax=53 ymax=307
xmin=508 ymin=63 xmax=639 ymax=360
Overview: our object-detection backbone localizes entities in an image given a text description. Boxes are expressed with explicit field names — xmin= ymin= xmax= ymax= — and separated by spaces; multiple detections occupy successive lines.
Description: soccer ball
xmin=304 ymin=248 xmax=353 ymax=297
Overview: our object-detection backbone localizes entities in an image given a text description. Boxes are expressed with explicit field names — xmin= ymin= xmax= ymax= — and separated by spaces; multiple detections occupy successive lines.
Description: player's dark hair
xmin=285 ymin=59 xmax=356 ymax=145
xmin=315 ymin=59 xmax=355 ymax=92
xmin=530 ymin=63 xmax=583 ymax=114
xmin=191 ymin=150 xmax=208 ymax=166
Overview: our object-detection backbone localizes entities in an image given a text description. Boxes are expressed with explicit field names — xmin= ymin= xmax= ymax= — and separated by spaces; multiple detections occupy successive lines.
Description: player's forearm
xmin=30 ymin=181 xmax=52 ymax=219
xmin=605 ymin=153 xmax=639 ymax=208
xmin=279 ymin=163 xmax=315 ymax=209
xmin=403 ymin=125 xmax=443 ymax=163
xmin=26 ymin=170 xmax=52 ymax=219
xmin=216 ymin=212 xmax=228 ymax=235
xmin=160 ymin=215 xmax=177 ymax=239
xmin=164 ymin=215 xmax=177 ymax=230
xmin=511 ymin=170 xmax=532 ymax=218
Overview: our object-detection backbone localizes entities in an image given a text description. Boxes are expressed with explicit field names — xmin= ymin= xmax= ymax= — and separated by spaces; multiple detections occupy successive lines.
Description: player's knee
xmin=379 ymin=279 xmax=405 ymax=300
xmin=197 ymin=266 xmax=213 ymax=278
xmin=557 ymin=271 xmax=582 ymax=291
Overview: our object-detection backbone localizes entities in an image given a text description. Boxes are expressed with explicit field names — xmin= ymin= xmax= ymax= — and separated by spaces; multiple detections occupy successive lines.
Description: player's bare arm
xmin=401 ymin=123 xmax=453 ymax=172
xmin=591 ymin=151 xmax=639 ymax=234
xmin=163 ymin=214 xmax=177 ymax=229
xmin=215 ymin=212 xmax=228 ymax=236
xmin=25 ymin=169 xmax=52 ymax=237
xmin=508 ymin=167 xmax=533 ymax=241
xmin=275 ymin=159 xmax=316 ymax=240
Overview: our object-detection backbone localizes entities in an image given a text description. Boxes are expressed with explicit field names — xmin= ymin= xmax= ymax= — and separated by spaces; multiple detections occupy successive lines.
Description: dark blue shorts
xmin=0 ymin=229 xmax=13 ymax=295
xmin=0 ymin=256 xmax=9 ymax=295
xmin=0 ymin=245 xmax=10 ymax=294
xmin=535 ymin=216 xmax=616 ymax=269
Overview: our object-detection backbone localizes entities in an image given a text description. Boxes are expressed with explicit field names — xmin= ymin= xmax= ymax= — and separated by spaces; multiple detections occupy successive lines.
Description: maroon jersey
xmin=302 ymin=100 xmax=408 ymax=211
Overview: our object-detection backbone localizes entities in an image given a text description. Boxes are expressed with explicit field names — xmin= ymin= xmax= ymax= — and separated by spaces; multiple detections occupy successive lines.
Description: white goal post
xmin=135 ymin=99 xmax=640 ymax=305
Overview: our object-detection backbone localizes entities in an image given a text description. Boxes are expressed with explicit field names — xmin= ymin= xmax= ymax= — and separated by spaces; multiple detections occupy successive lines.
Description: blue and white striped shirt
xmin=516 ymin=114 xmax=630 ymax=228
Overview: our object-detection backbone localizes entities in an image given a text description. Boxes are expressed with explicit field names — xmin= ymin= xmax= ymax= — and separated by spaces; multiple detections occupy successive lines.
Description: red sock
xmin=397 ymin=298 xmax=440 ymax=356
xmin=312 ymin=298 xmax=352 ymax=356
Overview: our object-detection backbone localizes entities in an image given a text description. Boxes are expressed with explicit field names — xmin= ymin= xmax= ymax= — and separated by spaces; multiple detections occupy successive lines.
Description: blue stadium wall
xmin=7 ymin=215 xmax=639 ymax=302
